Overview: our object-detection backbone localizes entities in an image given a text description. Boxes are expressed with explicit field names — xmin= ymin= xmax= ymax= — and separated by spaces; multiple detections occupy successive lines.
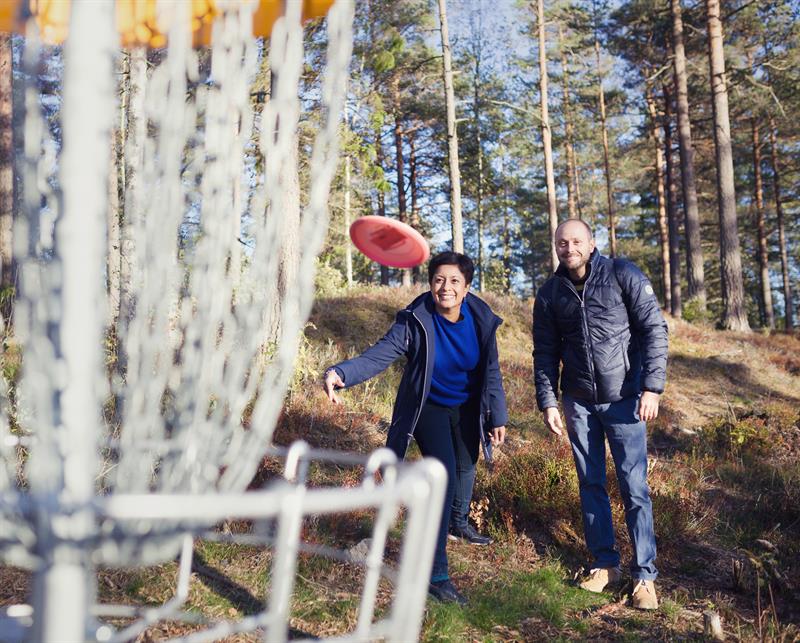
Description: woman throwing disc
xmin=323 ymin=252 xmax=507 ymax=605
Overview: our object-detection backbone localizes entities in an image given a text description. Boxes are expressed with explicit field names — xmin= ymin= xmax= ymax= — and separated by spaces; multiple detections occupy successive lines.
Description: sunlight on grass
xmin=422 ymin=564 xmax=609 ymax=641
xmin=660 ymin=598 xmax=681 ymax=626
xmin=468 ymin=566 xmax=607 ymax=630
xmin=423 ymin=602 xmax=471 ymax=642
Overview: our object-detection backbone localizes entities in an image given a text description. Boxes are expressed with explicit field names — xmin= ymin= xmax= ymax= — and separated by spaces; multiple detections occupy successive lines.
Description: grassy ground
xmin=2 ymin=285 xmax=800 ymax=641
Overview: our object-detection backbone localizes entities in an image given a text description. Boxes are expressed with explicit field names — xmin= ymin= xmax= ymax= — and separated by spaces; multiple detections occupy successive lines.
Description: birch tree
xmin=558 ymin=22 xmax=578 ymax=221
xmin=469 ymin=9 xmax=486 ymax=288
xmin=120 ymin=48 xmax=146 ymax=329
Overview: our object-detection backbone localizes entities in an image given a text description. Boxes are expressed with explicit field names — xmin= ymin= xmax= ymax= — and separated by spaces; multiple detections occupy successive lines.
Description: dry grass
xmin=663 ymin=316 xmax=800 ymax=432
xmin=3 ymin=287 xmax=800 ymax=641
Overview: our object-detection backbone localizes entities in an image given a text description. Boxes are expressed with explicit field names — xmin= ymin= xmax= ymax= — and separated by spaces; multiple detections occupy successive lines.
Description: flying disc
xmin=349 ymin=216 xmax=430 ymax=268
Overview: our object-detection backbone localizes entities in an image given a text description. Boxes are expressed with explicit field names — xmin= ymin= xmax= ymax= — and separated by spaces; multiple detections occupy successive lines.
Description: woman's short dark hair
xmin=427 ymin=251 xmax=474 ymax=285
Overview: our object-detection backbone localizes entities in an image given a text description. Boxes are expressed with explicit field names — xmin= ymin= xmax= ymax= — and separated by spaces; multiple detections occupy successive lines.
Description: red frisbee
xmin=349 ymin=216 xmax=430 ymax=268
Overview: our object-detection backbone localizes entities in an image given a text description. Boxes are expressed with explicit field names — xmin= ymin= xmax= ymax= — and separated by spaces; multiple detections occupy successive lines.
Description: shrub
xmin=682 ymin=296 xmax=715 ymax=325
xmin=315 ymin=258 xmax=345 ymax=297
xmin=700 ymin=411 xmax=774 ymax=461
xmin=477 ymin=445 xmax=582 ymax=539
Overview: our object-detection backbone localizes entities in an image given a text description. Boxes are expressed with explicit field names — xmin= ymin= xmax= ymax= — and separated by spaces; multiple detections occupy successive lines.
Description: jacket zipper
xmin=408 ymin=311 xmax=430 ymax=444
xmin=479 ymin=317 xmax=502 ymax=439
xmin=406 ymin=305 xmax=498 ymax=457
xmin=580 ymin=298 xmax=598 ymax=403
xmin=564 ymin=273 xmax=598 ymax=403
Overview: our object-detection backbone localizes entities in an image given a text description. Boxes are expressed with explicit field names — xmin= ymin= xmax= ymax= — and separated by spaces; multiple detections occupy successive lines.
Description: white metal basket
xmin=0 ymin=1 xmax=445 ymax=640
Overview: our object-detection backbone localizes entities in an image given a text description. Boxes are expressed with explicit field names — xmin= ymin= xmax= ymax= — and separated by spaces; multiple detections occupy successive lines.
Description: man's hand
xmin=323 ymin=369 xmax=345 ymax=404
xmin=543 ymin=407 xmax=563 ymax=436
xmin=639 ymin=391 xmax=660 ymax=422
xmin=490 ymin=426 xmax=506 ymax=446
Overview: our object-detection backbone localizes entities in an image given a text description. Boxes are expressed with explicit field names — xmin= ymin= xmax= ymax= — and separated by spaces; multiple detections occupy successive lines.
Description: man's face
xmin=430 ymin=264 xmax=470 ymax=315
xmin=555 ymin=221 xmax=595 ymax=274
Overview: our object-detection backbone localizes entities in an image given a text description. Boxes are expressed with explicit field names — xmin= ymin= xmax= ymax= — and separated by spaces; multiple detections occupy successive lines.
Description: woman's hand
xmin=323 ymin=369 xmax=345 ymax=404
xmin=490 ymin=426 xmax=506 ymax=446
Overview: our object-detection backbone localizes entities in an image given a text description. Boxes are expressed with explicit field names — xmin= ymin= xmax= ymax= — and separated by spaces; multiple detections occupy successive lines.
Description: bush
xmin=699 ymin=410 xmax=776 ymax=461
xmin=315 ymin=259 xmax=345 ymax=297
xmin=477 ymin=445 xmax=582 ymax=539
xmin=682 ymin=296 xmax=715 ymax=325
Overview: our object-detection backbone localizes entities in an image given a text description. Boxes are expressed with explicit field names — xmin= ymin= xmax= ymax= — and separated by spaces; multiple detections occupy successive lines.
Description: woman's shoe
xmin=448 ymin=523 xmax=492 ymax=545
xmin=428 ymin=579 xmax=468 ymax=605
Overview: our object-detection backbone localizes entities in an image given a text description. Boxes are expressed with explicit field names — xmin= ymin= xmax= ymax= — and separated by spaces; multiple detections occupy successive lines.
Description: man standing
xmin=532 ymin=219 xmax=668 ymax=610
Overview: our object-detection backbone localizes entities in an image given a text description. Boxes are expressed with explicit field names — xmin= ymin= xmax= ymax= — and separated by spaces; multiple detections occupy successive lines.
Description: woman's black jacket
xmin=330 ymin=292 xmax=508 ymax=461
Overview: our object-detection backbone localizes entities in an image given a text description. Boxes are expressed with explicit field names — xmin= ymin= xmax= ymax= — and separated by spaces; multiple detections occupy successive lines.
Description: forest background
xmin=0 ymin=0 xmax=799 ymax=640
xmin=311 ymin=0 xmax=798 ymax=333
xmin=0 ymin=0 xmax=797 ymax=331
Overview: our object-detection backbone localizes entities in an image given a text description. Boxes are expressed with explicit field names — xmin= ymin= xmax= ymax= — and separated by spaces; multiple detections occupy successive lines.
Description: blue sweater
xmin=427 ymin=303 xmax=480 ymax=406
xmin=330 ymin=292 xmax=508 ymax=462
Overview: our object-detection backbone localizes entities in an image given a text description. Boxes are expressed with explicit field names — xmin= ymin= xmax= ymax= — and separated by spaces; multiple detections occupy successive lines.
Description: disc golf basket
xmin=0 ymin=1 xmax=446 ymax=641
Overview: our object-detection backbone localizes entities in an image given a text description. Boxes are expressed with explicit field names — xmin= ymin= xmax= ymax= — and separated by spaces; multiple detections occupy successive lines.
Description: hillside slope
xmin=291 ymin=285 xmax=800 ymax=640
xmin=2 ymin=286 xmax=798 ymax=641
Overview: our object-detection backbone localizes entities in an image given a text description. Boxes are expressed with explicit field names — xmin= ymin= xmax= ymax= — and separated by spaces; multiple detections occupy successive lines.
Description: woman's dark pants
xmin=413 ymin=399 xmax=480 ymax=581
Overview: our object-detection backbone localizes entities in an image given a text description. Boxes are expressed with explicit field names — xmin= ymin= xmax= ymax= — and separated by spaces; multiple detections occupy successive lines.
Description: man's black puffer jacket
xmin=533 ymin=250 xmax=668 ymax=411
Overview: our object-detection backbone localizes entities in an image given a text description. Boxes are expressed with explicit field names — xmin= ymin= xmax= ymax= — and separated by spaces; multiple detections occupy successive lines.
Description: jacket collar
xmin=555 ymin=248 xmax=602 ymax=281
xmin=407 ymin=290 xmax=501 ymax=330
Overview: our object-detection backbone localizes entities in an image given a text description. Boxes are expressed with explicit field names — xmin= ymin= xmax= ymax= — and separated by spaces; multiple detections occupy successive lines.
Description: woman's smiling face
xmin=430 ymin=264 xmax=470 ymax=318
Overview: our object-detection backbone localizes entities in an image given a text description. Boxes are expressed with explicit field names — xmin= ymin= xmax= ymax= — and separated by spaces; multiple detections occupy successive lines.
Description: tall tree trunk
xmin=437 ymin=0 xmax=463 ymax=253
xmin=537 ymin=0 xmax=559 ymax=272
xmin=671 ymin=0 xmax=706 ymax=309
xmin=409 ymin=132 xmax=422 ymax=284
xmin=343 ymin=84 xmax=353 ymax=288
xmin=664 ymin=85 xmax=682 ymax=318
xmin=593 ymin=3 xmax=616 ymax=256
xmin=263 ymin=60 xmax=301 ymax=341
xmin=120 ymin=47 xmax=146 ymax=332
xmin=392 ymin=77 xmax=411 ymax=287
xmin=751 ymin=119 xmax=773 ymax=329
xmin=276 ymin=137 xmax=301 ymax=331
xmin=343 ymin=151 xmax=353 ymax=287
xmin=229 ymin=118 xmax=242 ymax=296
xmin=574 ymin=148 xmax=585 ymax=221
xmin=558 ymin=23 xmax=578 ymax=220
xmin=0 ymin=34 xmax=14 ymax=327
xmin=768 ymin=119 xmax=793 ymax=329
xmin=503 ymin=193 xmax=512 ymax=292
xmin=500 ymin=146 xmax=512 ymax=291
xmin=706 ymin=0 xmax=749 ymax=331
xmin=473 ymin=54 xmax=485 ymax=289
xmin=375 ymin=127 xmax=389 ymax=285
xmin=646 ymin=89 xmax=671 ymax=311
xmin=107 ymin=120 xmax=121 ymax=331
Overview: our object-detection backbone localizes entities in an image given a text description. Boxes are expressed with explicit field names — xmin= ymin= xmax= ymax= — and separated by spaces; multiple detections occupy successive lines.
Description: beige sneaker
xmin=631 ymin=579 xmax=659 ymax=609
xmin=578 ymin=566 xmax=623 ymax=593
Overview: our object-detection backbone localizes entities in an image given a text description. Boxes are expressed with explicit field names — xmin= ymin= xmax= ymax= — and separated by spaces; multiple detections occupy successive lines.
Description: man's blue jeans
xmin=562 ymin=393 xmax=658 ymax=580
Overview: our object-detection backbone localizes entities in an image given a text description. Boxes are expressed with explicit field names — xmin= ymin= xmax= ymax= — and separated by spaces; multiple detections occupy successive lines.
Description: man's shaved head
xmin=555 ymin=218 xmax=593 ymax=240
xmin=554 ymin=218 xmax=596 ymax=279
